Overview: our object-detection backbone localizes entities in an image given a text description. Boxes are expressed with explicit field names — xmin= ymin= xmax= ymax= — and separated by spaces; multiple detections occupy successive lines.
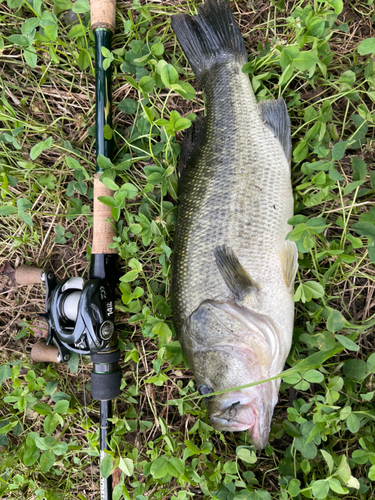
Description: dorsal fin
xmin=258 ymin=97 xmax=291 ymax=165
xmin=214 ymin=245 xmax=258 ymax=302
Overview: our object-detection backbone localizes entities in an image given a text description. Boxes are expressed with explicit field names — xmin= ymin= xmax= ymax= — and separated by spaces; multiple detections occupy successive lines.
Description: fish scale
xmin=171 ymin=0 xmax=297 ymax=449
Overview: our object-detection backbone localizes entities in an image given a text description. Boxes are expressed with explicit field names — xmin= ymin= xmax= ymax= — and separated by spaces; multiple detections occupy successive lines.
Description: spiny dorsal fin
xmin=258 ymin=97 xmax=292 ymax=165
xmin=214 ymin=245 xmax=258 ymax=302
xmin=280 ymin=240 xmax=298 ymax=292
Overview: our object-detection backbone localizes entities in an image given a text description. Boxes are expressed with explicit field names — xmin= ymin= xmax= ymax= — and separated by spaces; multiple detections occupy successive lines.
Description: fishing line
xmin=80 ymin=352 xmax=95 ymax=495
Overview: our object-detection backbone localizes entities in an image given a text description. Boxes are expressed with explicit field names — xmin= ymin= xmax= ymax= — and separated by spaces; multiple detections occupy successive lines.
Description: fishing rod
xmin=14 ymin=0 xmax=120 ymax=498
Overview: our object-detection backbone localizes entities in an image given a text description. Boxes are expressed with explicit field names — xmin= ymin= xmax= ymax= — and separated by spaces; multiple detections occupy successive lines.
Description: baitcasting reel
xmin=39 ymin=271 xmax=116 ymax=361
xmin=15 ymin=263 xmax=122 ymax=403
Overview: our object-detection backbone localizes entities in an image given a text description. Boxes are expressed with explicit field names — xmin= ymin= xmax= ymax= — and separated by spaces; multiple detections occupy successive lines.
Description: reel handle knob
xmin=31 ymin=343 xmax=60 ymax=363
xmin=15 ymin=265 xmax=44 ymax=286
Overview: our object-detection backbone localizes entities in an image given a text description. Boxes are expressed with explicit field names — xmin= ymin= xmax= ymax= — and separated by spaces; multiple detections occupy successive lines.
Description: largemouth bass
xmin=171 ymin=0 xmax=298 ymax=450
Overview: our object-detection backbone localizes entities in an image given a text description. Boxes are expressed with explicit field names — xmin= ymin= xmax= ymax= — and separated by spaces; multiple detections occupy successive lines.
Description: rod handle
xmin=15 ymin=265 xmax=43 ymax=285
xmin=31 ymin=343 xmax=60 ymax=363
xmin=92 ymin=173 xmax=117 ymax=255
xmin=90 ymin=0 xmax=116 ymax=32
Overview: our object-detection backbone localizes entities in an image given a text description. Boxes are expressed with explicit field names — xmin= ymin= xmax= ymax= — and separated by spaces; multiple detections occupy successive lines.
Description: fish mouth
xmin=210 ymin=400 xmax=272 ymax=450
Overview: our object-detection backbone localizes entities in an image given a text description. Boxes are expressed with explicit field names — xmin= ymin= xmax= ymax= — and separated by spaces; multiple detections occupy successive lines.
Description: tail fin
xmin=171 ymin=0 xmax=247 ymax=82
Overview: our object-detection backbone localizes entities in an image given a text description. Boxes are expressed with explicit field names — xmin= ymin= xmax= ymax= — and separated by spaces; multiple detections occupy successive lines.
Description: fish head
xmin=187 ymin=300 xmax=284 ymax=450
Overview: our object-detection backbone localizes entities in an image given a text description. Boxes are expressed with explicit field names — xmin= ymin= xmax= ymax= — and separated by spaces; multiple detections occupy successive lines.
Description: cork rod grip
xmin=90 ymin=0 xmax=116 ymax=32
xmin=15 ymin=265 xmax=43 ymax=285
xmin=92 ymin=174 xmax=117 ymax=254
xmin=31 ymin=343 xmax=60 ymax=363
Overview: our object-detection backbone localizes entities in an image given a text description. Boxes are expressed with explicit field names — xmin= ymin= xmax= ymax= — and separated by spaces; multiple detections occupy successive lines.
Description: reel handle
xmin=31 ymin=343 xmax=60 ymax=363
xmin=15 ymin=265 xmax=44 ymax=285
xmin=90 ymin=0 xmax=116 ymax=32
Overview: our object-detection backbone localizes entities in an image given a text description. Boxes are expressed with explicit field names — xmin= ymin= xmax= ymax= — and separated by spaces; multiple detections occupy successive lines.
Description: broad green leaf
xmin=151 ymin=42 xmax=164 ymax=56
xmin=52 ymin=441 xmax=68 ymax=455
xmin=352 ymin=222 xmax=375 ymax=239
xmin=44 ymin=413 xmax=60 ymax=435
xmin=328 ymin=478 xmax=347 ymax=494
xmin=122 ymin=183 xmax=138 ymax=199
xmin=236 ymin=447 xmax=257 ymax=464
xmin=303 ymin=369 xmax=324 ymax=383
xmin=30 ymin=137 xmax=52 ymax=160
xmin=352 ymin=449 xmax=369 ymax=464
xmin=97 ymin=155 xmax=113 ymax=170
xmin=358 ymin=38 xmax=375 ymax=55
xmin=288 ymin=479 xmax=301 ymax=497
xmin=167 ymin=457 xmax=184 ymax=477
xmin=174 ymin=117 xmax=192 ymax=132
xmin=54 ymin=400 xmax=69 ymax=414
xmin=0 ymin=365 xmax=11 ymax=383
xmin=23 ymin=445 xmax=40 ymax=466
xmin=150 ymin=456 xmax=169 ymax=479
xmin=330 ymin=0 xmax=343 ymax=14
xmin=332 ymin=140 xmax=348 ymax=161
xmin=100 ymin=453 xmax=113 ymax=479
xmin=336 ymin=334 xmax=359 ymax=351
xmin=8 ymin=34 xmax=30 ymax=46
xmin=77 ymin=49 xmax=90 ymax=70
xmin=118 ymin=456 xmax=134 ymax=476
xmin=33 ymin=403 xmax=52 ymax=415
xmin=139 ymin=76 xmax=155 ymax=95
xmin=294 ymin=436 xmax=317 ymax=459
xmin=122 ymin=270 xmax=138 ymax=282
xmin=100 ymin=177 xmax=119 ymax=191
xmin=17 ymin=198 xmax=32 ymax=211
xmin=293 ymin=281 xmax=324 ymax=303
xmin=321 ymin=449 xmax=334 ymax=475
xmin=22 ymin=18 xmax=40 ymax=35
xmin=346 ymin=413 xmax=360 ymax=433
xmin=72 ymin=0 xmax=89 ymax=13
xmin=368 ymin=465 xmax=375 ymax=480
xmin=24 ymin=46 xmax=37 ymax=68
xmin=0 ymin=199 xmax=15 ymax=216
xmin=68 ymin=24 xmax=85 ymax=39
xmin=294 ymin=50 xmax=318 ymax=72
xmin=327 ymin=310 xmax=345 ymax=333
xmin=311 ymin=480 xmax=329 ymax=500
xmin=293 ymin=141 xmax=308 ymax=162
xmin=161 ymin=64 xmax=179 ymax=86
xmin=118 ymin=98 xmax=138 ymax=114
xmin=343 ymin=359 xmax=370 ymax=382
xmin=282 ymin=373 xmax=301 ymax=384
xmin=368 ymin=353 xmax=375 ymax=372
xmin=352 ymin=157 xmax=367 ymax=181
xmin=40 ymin=450 xmax=55 ymax=473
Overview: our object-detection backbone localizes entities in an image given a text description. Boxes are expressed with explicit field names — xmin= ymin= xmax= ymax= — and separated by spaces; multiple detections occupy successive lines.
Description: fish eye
xmin=198 ymin=384 xmax=213 ymax=397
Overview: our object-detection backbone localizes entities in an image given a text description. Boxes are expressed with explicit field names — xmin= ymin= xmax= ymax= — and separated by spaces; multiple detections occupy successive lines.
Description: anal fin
xmin=214 ymin=245 xmax=258 ymax=302
xmin=281 ymin=240 xmax=298 ymax=292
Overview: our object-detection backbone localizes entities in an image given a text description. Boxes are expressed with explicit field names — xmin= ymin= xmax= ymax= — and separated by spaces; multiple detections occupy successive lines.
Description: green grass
xmin=1 ymin=0 xmax=375 ymax=499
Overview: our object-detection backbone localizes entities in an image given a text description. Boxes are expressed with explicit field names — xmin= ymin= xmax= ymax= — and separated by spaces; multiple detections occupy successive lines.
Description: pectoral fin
xmin=214 ymin=245 xmax=258 ymax=301
xmin=258 ymin=97 xmax=291 ymax=165
xmin=281 ymin=240 xmax=298 ymax=292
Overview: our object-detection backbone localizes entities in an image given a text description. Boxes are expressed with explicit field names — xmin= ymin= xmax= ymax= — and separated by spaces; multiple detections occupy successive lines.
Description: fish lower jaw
xmin=210 ymin=416 xmax=252 ymax=433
